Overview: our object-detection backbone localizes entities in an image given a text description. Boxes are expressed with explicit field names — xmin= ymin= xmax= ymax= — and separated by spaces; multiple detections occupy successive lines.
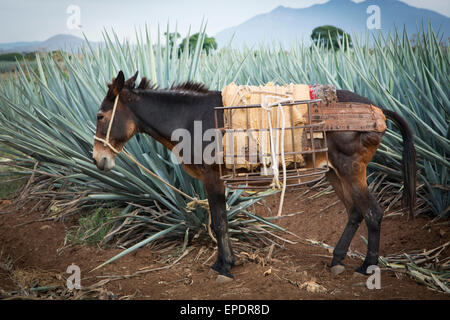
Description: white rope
xmin=277 ymin=101 xmax=288 ymax=217
xmin=104 ymin=94 xmax=120 ymax=150
xmin=260 ymin=95 xmax=292 ymax=216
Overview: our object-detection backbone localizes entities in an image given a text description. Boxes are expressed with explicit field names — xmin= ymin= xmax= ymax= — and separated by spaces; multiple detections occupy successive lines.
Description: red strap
xmin=309 ymin=86 xmax=316 ymax=100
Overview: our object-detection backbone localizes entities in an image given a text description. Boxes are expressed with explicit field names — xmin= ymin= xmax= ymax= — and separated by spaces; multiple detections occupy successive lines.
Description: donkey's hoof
xmin=353 ymin=272 xmax=367 ymax=278
xmin=354 ymin=266 xmax=369 ymax=276
xmin=208 ymin=268 xmax=219 ymax=277
xmin=330 ymin=264 xmax=346 ymax=277
xmin=216 ymin=275 xmax=234 ymax=283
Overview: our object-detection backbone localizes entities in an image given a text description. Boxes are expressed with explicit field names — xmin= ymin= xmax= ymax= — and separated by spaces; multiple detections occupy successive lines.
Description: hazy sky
xmin=0 ymin=0 xmax=449 ymax=43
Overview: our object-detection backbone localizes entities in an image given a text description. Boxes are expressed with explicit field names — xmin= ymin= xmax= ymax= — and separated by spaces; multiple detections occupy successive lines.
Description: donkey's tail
xmin=381 ymin=108 xmax=417 ymax=219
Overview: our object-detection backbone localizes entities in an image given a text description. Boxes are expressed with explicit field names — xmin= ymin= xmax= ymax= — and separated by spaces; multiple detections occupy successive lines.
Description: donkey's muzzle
xmin=94 ymin=156 xmax=115 ymax=171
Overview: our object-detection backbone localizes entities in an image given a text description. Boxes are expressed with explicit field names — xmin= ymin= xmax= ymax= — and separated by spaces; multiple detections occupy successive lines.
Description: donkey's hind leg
xmin=345 ymin=176 xmax=383 ymax=275
xmin=326 ymin=170 xmax=363 ymax=276
xmin=326 ymin=130 xmax=384 ymax=275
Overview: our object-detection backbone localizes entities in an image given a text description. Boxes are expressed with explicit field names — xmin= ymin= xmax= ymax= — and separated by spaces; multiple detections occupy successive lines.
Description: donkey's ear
xmin=111 ymin=70 xmax=125 ymax=96
xmin=124 ymin=71 xmax=139 ymax=89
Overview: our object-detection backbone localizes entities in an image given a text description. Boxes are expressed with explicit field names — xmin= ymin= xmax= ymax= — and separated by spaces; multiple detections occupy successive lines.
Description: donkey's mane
xmin=131 ymin=80 xmax=210 ymax=97
xmin=128 ymin=77 xmax=158 ymax=91
xmin=170 ymin=81 xmax=209 ymax=94
xmin=108 ymin=74 xmax=210 ymax=98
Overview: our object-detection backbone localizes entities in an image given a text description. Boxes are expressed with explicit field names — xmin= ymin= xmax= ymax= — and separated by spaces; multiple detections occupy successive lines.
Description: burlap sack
xmin=221 ymin=82 xmax=309 ymax=170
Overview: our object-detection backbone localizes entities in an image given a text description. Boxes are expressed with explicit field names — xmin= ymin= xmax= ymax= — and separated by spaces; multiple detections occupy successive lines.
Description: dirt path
xmin=0 ymin=190 xmax=449 ymax=300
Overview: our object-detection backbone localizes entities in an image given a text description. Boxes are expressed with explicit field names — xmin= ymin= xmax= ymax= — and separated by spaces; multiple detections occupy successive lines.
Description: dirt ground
xmin=0 ymin=187 xmax=449 ymax=300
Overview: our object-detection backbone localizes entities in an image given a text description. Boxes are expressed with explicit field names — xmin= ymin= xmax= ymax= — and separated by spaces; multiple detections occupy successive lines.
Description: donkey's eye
xmin=97 ymin=114 xmax=104 ymax=121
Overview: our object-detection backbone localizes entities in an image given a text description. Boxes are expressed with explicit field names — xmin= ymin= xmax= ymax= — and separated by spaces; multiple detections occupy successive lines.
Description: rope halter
xmin=94 ymin=94 xmax=121 ymax=154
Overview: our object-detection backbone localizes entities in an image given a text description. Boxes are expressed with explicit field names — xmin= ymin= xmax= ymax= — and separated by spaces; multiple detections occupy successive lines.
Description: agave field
xmin=0 ymin=24 xmax=448 ymax=267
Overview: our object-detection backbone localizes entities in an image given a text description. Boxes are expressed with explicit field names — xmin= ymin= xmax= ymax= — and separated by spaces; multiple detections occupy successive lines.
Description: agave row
xmin=0 ymin=24 xmax=447 ymax=253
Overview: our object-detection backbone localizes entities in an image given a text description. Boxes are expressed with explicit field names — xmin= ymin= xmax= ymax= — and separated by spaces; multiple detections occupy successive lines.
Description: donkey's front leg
xmin=203 ymin=173 xmax=235 ymax=281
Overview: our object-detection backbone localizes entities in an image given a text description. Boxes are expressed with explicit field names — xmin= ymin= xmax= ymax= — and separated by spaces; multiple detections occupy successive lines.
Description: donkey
xmin=93 ymin=71 xmax=416 ymax=281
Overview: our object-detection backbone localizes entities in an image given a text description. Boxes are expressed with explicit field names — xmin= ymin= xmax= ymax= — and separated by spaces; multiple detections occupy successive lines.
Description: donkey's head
xmin=93 ymin=70 xmax=144 ymax=171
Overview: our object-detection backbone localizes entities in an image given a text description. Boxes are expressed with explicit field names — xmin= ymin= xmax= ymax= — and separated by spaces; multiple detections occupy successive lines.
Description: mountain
xmin=215 ymin=0 xmax=450 ymax=47
xmin=0 ymin=41 xmax=41 ymax=52
xmin=0 ymin=34 xmax=93 ymax=53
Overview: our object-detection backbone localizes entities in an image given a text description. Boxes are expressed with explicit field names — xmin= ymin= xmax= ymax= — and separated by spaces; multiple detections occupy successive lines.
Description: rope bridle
xmin=94 ymin=94 xmax=121 ymax=154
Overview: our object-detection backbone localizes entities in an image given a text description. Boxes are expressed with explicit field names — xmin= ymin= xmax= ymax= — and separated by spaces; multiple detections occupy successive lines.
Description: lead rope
xmin=94 ymin=94 xmax=216 ymax=243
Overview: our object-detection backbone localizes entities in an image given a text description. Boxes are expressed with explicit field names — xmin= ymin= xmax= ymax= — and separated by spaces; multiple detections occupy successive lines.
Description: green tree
xmin=311 ymin=25 xmax=353 ymax=50
xmin=164 ymin=32 xmax=181 ymax=49
xmin=0 ymin=52 xmax=24 ymax=61
xmin=179 ymin=33 xmax=217 ymax=55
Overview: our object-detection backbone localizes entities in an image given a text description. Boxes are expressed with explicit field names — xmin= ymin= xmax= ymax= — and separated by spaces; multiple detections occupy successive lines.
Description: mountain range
xmin=0 ymin=34 xmax=92 ymax=54
xmin=1 ymin=0 xmax=448 ymax=52
xmin=215 ymin=0 xmax=450 ymax=47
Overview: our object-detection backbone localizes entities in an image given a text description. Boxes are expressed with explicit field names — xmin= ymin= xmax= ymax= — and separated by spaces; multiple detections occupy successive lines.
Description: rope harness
xmin=260 ymin=95 xmax=290 ymax=216
xmin=226 ymin=85 xmax=294 ymax=216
